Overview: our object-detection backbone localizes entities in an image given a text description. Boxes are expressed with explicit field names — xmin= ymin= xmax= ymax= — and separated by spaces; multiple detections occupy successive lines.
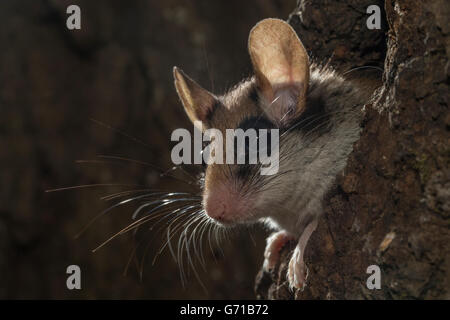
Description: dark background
xmin=0 ymin=0 xmax=296 ymax=299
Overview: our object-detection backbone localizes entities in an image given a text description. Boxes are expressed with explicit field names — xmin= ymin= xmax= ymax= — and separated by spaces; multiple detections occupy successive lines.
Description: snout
xmin=203 ymin=184 xmax=251 ymax=223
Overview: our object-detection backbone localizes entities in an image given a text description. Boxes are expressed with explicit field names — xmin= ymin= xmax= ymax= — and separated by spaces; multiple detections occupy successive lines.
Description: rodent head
xmin=173 ymin=19 xmax=310 ymax=225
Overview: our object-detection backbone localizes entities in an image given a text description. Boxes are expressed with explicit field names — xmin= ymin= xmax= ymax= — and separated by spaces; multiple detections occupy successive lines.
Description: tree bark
xmin=255 ymin=0 xmax=449 ymax=299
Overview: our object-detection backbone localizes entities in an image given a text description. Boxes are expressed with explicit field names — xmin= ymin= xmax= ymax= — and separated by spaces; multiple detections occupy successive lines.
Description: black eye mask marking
xmin=234 ymin=116 xmax=276 ymax=179
xmin=248 ymin=86 xmax=259 ymax=104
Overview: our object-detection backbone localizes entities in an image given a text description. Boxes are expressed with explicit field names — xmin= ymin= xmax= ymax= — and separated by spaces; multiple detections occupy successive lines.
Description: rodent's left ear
xmin=248 ymin=18 xmax=309 ymax=126
xmin=173 ymin=67 xmax=217 ymax=131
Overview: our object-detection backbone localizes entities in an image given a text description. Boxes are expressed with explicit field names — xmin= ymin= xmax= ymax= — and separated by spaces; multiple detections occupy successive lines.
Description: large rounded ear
xmin=173 ymin=67 xmax=217 ymax=130
xmin=248 ymin=18 xmax=309 ymax=126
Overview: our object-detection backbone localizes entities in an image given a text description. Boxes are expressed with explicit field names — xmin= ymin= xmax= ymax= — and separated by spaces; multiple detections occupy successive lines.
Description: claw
xmin=286 ymin=219 xmax=318 ymax=291
xmin=263 ymin=230 xmax=294 ymax=272
xmin=287 ymin=248 xmax=309 ymax=291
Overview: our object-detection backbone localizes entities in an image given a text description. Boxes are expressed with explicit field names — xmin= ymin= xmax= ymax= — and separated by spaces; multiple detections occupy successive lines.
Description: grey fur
xmin=252 ymin=65 xmax=373 ymax=236
xmin=200 ymin=63 xmax=376 ymax=238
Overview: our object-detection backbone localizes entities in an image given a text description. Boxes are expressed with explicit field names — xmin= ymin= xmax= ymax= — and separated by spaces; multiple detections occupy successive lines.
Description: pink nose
xmin=204 ymin=185 xmax=242 ymax=222
xmin=205 ymin=199 xmax=226 ymax=221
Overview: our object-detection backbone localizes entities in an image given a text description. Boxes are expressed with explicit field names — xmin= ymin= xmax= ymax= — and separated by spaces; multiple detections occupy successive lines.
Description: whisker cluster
xmin=89 ymin=186 xmax=226 ymax=292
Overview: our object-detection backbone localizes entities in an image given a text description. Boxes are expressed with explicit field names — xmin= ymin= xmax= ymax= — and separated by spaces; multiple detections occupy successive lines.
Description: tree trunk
xmin=255 ymin=0 xmax=449 ymax=299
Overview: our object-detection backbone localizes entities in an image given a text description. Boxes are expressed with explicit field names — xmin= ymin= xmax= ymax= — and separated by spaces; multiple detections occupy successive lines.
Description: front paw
xmin=287 ymin=245 xmax=309 ymax=291
xmin=263 ymin=231 xmax=294 ymax=272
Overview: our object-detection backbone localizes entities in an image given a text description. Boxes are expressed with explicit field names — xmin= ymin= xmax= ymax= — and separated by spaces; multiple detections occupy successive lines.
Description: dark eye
xmin=200 ymin=140 xmax=210 ymax=170
xmin=235 ymin=117 xmax=275 ymax=163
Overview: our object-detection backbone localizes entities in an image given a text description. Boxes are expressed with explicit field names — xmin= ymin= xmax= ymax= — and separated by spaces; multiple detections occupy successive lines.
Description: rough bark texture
xmin=256 ymin=0 xmax=449 ymax=299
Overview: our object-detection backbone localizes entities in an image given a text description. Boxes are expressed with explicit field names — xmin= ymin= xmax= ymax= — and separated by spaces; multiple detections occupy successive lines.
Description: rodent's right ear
xmin=173 ymin=67 xmax=217 ymax=130
xmin=248 ymin=19 xmax=309 ymax=127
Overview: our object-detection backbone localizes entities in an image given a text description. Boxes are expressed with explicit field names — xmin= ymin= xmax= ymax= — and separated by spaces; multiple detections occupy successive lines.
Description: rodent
xmin=173 ymin=18 xmax=379 ymax=290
